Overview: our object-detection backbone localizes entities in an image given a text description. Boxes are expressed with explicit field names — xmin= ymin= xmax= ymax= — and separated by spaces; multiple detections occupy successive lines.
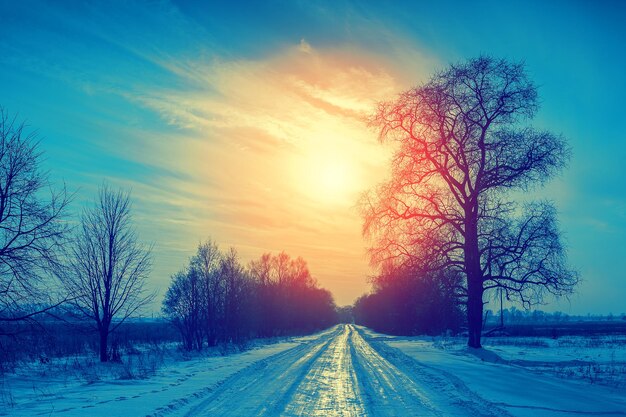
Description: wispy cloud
xmin=118 ymin=39 xmax=431 ymax=303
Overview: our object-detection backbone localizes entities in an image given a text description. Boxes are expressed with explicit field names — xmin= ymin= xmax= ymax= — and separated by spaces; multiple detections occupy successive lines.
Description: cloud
xmin=299 ymin=38 xmax=313 ymax=54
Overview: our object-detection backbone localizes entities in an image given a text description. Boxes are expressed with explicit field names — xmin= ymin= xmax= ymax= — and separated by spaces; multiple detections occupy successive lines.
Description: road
xmin=181 ymin=324 xmax=509 ymax=417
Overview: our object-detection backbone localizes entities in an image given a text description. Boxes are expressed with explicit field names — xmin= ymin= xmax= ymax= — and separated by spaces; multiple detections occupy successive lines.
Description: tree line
xmin=353 ymin=263 xmax=463 ymax=335
xmin=162 ymin=244 xmax=337 ymax=350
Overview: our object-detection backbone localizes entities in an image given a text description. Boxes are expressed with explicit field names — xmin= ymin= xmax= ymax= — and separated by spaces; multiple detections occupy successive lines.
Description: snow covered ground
xmin=405 ymin=332 xmax=626 ymax=388
xmin=379 ymin=331 xmax=626 ymax=417
xmin=2 ymin=324 xmax=625 ymax=416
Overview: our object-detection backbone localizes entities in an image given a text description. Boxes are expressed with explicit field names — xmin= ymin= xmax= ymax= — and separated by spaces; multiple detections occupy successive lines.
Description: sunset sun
xmin=295 ymin=147 xmax=360 ymax=205
xmin=317 ymin=159 xmax=350 ymax=196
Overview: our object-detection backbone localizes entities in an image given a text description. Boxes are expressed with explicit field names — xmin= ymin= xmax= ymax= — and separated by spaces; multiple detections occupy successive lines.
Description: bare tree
xmin=162 ymin=269 xmax=204 ymax=351
xmin=191 ymin=239 xmax=222 ymax=346
xmin=66 ymin=185 xmax=153 ymax=361
xmin=248 ymin=253 xmax=272 ymax=286
xmin=361 ymin=57 xmax=578 ymax=348
xmin=248 ymin=252 xmax=275 ymax=336
xmin=0 ymin=109 xmax=71 ymax=329
xmin=248 ymin=251 xmax=321 ymax=334
xmin=220 ymin=248 xmax=249 ymax=343
xmin=163 ymin=240 xmax=249 ymax=349
xmin=162 ymin=240 xmax=222 ymax=351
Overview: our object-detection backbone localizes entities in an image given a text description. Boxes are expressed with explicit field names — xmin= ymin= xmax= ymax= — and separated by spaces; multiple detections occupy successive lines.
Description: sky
xmin=0 ymin=0 xmax=625 ymax=314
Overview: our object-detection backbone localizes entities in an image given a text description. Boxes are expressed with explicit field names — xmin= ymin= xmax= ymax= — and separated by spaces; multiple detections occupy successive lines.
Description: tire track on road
xmin=355 ymin=327 xmax=513 ymax=417
xmin=179 ymin=326 xmax=341 ymax=417
xmin=349 ymin=325 xmax=443 ymax=417
xmin=282 ymin=325 xmax=364 ymax=417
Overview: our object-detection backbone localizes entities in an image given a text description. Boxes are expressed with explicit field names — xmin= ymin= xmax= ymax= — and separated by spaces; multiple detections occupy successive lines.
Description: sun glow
xmin=295 ymin=147 xmax=360 ymax=206
xmin=142 ymin=38 xmax=401 ymax=303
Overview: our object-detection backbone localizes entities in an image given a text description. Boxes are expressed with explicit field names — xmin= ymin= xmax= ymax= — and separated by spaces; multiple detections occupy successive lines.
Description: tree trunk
xmin=465 ymin=210 xmax=484 ymax=348
xmin=500 ymin=288 xmax=504 ymax=328
xmin=467 ymin=278 xmax=484 ymax=348
xmin=99 ymin=329 xmax=109 ymax=362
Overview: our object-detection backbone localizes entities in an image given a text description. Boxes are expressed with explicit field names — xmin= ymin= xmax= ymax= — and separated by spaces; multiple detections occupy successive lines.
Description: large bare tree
xmin=361 ymin=57 xmax=578 ymax=347
xmin=0 ymin=109 xmax=70 ymax=329
xmin=67 ymin=185 xmax=153 ymax=361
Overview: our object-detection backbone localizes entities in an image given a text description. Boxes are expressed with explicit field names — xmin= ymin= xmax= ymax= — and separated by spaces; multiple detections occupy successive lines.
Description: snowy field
xmin=2 ymin=324 xmax=625 ymax=416
xmin=379 ymin=331 xmax=626 ymax=416
xmin=384 ymin=331 xmax=626 ymax=388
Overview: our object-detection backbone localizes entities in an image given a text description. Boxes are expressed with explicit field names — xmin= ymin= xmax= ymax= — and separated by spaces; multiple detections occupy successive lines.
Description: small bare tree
xmin=162 ymin=269 xmax=204 ymax=351
xmin=0 ymin=109 xmax=70 ymax=329
xmin=220 ymin=248 xmax=248 ymax=343
xmin=66 ymin=185 xmax=153 ymax=362
xmin=192 ymin=240 xmax=222 ymax=346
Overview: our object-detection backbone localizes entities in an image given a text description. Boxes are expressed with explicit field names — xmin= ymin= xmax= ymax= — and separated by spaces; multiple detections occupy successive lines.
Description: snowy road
xmin=5 ymin=324 xmax=626 ymax=416
xmin=179 ymin=324 xmax=509 ymax=417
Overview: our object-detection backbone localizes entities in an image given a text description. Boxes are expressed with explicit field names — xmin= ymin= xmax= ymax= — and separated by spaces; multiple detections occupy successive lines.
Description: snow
xmin=1 ymin=339 xmax=300 ymax=416
xmin=2 ymin=325 xmax=625 ymax=416
xmin=382 ymin=332 xmax=626 ymax=417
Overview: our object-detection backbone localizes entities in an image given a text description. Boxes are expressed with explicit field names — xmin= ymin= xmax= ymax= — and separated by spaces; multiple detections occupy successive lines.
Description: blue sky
xmin=0 ymin=0 xmax=624 ymax=313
